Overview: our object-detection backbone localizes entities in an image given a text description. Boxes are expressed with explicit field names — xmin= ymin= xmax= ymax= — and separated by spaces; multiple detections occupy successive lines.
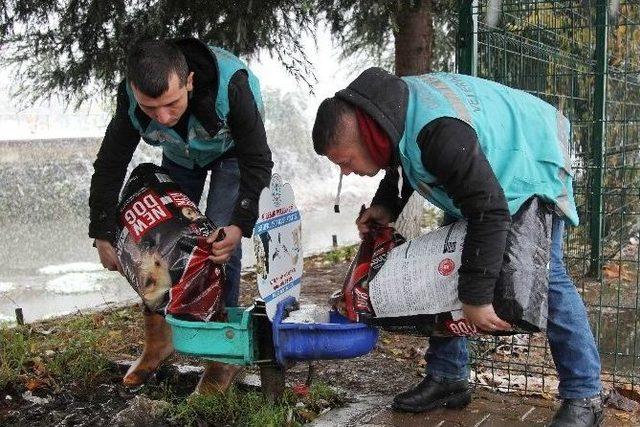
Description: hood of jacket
xmin=335 ymin=67 xmax=409 ymax=146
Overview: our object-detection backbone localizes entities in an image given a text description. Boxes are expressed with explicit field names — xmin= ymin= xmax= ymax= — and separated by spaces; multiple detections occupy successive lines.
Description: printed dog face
xmin=138 ymin=250 xmax=172 ymax=309
xmin=181 ymin=206 xmax=203 ymax=222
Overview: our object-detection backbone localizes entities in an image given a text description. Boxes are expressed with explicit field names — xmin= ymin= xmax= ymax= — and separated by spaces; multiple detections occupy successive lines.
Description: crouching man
xmin=312 ymin=67 xmax=603 ymax=427
xmin=89 ymin=39 xmax=272 ymax=393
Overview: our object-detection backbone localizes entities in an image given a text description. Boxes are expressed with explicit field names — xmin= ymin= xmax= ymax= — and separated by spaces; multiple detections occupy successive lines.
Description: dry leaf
xmin=603 ymin=263 xmax=635 ymax=282
xmin=540 ymin=391 xmax=554 ymax=400
xmin=24 ymin=377 xmax=48 ymax=391
xmin=608 ymin=387 xmax=640 ymax=412
xmin=297 ymin=409 xmax=316 ymax=422
xmin=615 ymin=386 xmax=640 ymax=403
xmin=389 ymin=348 xmax=403 ymax=357
xmin=32 ymin=360 xmax=48 ymax=376
xmin=614 ymin=412 xmax=632 ymax=421
xmin=92 ymin=313 xmax=105 ymax=324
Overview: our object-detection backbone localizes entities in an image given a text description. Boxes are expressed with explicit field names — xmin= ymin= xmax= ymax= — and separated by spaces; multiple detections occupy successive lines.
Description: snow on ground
xmin=0 ymin=282 xmax=15 ymax=293
xmin=44 ymin=272 xmax=110 ymax=294
xmin=38 ymin=262 xmax=104 ymax=275
xmin=0 ymin=313 xmax=14 ymax=323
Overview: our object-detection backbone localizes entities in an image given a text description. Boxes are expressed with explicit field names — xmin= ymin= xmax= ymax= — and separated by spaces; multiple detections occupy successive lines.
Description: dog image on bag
xmin=115 ymin=164 xmax=227 ymax=322
xmin=181 ymin=206 xmax=204 ymax=222
xmin=138 ymin=250 xmax=172 ymax=311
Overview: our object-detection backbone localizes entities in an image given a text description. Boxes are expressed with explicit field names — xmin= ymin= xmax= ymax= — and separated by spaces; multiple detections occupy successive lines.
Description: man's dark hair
xmin=312 ymin=97 xmax=355 ymax=155
xmin=126 ymin=40 xmax=189 ymax=98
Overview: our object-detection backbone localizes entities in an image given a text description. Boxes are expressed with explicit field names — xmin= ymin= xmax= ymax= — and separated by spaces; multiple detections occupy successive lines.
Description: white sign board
xmin=253 ymin=174 xmax=303 ymax=320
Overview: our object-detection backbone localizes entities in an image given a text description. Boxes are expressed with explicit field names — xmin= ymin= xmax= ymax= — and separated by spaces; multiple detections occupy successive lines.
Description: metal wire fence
xmin=457 ymin=0 xmax=640 ymax=394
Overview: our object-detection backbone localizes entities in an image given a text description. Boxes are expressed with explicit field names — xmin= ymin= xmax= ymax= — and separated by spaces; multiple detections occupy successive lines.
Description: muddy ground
xmin=268 ymin=258 xmax=426 ymax=397
xmin=2 ymin=253 xmax=639 ymax=426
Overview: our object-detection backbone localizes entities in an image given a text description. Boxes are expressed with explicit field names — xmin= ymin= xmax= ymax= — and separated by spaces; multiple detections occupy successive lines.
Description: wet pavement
xmin=311 ymin=388 xmax=638 ymax=426
xmin=292 ymin=259 xmax=640 ymax=426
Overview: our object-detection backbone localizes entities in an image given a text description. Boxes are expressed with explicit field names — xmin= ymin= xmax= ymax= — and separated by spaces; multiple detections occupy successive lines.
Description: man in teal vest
xmin=89 ymin=39 xmax=272 ymax=393
xmin=312 ymin=67 xmax=603 ymax=427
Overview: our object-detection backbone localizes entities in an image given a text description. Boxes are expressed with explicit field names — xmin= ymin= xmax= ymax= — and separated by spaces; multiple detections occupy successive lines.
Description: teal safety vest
xmin=126 ymin=46 xmax=264 ymax=169
xmin=398 ymin=72 xmax=578 ymax=225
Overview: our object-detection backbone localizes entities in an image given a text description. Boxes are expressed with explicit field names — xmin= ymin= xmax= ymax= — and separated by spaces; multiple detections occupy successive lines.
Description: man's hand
xmin=95 ymin=239 xmax=122 ymax=273
xmin=207 ymin=225 xmax=242 ymax=264
xmin=462 ymin=303 xmax=511 ymax=332
xmin=356 ymin=205 xmax=393 ymax=237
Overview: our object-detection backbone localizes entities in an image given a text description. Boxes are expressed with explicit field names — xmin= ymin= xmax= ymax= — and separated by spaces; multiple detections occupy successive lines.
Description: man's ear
xmin=186 ymin=71 xmax=194 ymax=92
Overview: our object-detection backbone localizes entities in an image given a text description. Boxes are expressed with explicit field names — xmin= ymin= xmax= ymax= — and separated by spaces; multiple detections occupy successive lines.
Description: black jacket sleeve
xmin=88 ymin=81 xmax=140 ymax=243
xmin=370 ymin=167 xmax=414 ymax=221
xmin=227 ymin=71 xmax=273 ymax=237
xmin=417 ymin=117 xmax=511 ymax=306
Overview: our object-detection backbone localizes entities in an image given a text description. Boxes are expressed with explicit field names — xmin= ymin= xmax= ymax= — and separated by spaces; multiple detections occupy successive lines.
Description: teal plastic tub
xmin=165 ymin=307 xmax=256 ymax=365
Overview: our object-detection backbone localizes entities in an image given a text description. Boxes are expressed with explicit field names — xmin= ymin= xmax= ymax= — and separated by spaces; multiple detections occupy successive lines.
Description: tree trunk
xmin=394 ymin=0 xmax=433 ymax=77
xmin=392 ymin=0 xmax=433 ymax=239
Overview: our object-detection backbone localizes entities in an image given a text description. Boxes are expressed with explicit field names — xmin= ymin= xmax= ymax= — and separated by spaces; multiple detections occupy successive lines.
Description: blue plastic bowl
xmin=272 ymin=297 xmax=379 ymax=366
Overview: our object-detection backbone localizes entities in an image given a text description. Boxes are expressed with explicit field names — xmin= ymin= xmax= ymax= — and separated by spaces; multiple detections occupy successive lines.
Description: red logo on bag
xmin=121 ymin=191 xmax=173 ymax=242
xmin=438 ymin=258 xmax=456 ymax=276
xmin=167 ymin=191 xmax=198 ymax=208
xmin=445 ymin=319 xmax=478 ymax=336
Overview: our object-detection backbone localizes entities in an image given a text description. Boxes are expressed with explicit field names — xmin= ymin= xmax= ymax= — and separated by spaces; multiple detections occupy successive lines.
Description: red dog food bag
xmin=115 ymin=163 xmax=225 ymax=321
xmin=339 ymin=226 xmax=406 ymax=322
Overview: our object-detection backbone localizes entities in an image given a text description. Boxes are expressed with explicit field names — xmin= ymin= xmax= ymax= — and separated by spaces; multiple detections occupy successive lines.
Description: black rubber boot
xmin=392 ymin=374 xmax=471 ymax=413
xmin=549 ymin=394 xmax=605 ymax=427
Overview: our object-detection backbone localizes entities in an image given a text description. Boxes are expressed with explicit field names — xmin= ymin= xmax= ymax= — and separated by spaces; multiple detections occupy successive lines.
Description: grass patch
xmin=164 ymin=384 xmax=343 ymax=426
xmin=167 ymin=388 xmax=292 ymax=426
xmin=2 ymin=305 xmax=346 ymax=424
xmin=141 ymin=378 xmax=181 ymax=403
xmin=0 ymin=306 xmax=145 ymax=391
xmin=0 ymin=327 xmax=29 ymax=389
xmin=306 ymin=382 xmax=343 ymax=410
xmin=321 ymin=245 xmax=358 ymax=264
xmin=45 ymin=330 xmax=112 ymax=386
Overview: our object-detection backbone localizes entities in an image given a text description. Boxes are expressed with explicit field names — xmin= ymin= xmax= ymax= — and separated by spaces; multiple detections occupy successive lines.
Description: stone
xmin=111 ymin=395 xmax=171 ymax=427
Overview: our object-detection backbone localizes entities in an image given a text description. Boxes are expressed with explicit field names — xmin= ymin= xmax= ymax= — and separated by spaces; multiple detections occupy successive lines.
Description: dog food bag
xmin=115 ymin=163 xmax=225 ymax=321
xmin=339 ymin=226 xmax=406 ymax=322
xmin=334 ymin=197 xmax=553 ymax=337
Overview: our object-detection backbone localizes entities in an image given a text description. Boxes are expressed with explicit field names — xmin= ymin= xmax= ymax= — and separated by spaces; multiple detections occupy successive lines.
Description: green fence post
xmin=457 ymin=0 xmax=478 ymax=76
xmin=589 ymin=0 xmax=608 ymax=277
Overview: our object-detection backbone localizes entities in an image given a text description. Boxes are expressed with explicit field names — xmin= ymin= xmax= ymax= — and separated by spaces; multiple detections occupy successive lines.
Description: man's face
xmin=324 ymin=113 xmax=380 ymax=177
xmin=131 ymin=72 xmax=194 ymax=127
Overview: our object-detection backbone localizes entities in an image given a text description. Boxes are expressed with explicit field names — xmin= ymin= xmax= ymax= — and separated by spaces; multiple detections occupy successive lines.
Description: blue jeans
xmin=426 ymin=216 xmax=602 ymax=399
xmin=162 ymin=156 xmax=242 ymax=307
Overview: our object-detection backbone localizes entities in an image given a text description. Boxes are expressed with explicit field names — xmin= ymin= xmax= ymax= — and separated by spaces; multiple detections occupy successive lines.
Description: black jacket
xmin=336 ymin=67 xmax=512 ymax=306
xmin=89 ymin=38 xmax=272 ymax=241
